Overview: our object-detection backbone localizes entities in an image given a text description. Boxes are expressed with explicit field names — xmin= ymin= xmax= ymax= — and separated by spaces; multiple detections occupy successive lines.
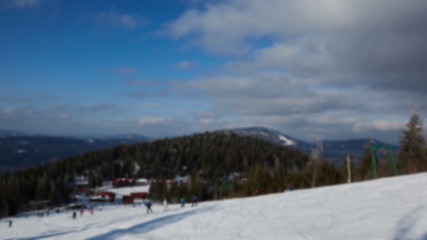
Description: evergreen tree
xmin=398 ymin=108 xmax=427 ymax=172
xmin=357 ymin=137 xmax=373 ymax=179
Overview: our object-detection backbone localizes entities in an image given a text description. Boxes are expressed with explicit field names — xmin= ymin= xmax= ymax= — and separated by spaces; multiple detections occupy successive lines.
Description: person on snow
xmin=191 ymin=195 xmax=197 ymax=207
xmin=255 ymin=189 xmax=259 ymax=195
xmin=9 ymin=220 xmax=12 ymax=228
xmin=80 ymin=209 xmax=84 ymax=216
xmin=163 ymin=199 xmax=168 ymax=212
xmin=287 ymin=184 xmax=291 ymax=191
xmin=73 ymin=212 xmax=77 ymax=219
xmin=180 ymin=198 xmax=185 ymax=208
xmin=146 ymin=201 xmax=153 ymax=213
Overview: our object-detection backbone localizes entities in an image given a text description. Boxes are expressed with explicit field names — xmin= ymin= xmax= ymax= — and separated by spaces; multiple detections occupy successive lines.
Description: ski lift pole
xmin=347 ymin=154 xmax=351 ymax=183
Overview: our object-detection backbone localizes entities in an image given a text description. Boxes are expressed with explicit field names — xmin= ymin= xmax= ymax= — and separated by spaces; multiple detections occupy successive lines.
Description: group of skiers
xmin=6 ymin=195 xmax=202 ymax=228
xmin=145 ymin=194 xmax=198 ymax=213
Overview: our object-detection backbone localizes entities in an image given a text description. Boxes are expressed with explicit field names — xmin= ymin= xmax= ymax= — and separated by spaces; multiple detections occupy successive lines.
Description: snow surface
xmin=3 ymin=173 xmax=427 ymax=239
xmin=279 ymin=135 xmax=295 ymax=146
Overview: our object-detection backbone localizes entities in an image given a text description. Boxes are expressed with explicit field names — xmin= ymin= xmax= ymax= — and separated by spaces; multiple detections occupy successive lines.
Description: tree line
xmin=1 ymin=109 xmax=426 ymax=218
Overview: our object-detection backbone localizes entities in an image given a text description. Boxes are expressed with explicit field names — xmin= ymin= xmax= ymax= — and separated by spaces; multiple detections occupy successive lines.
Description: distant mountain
xmin=227 ymin=127 xmax=312 ymax=153
xmin=99 ymin=134 xmax=151 ymax=142
xmin=0 ymin=129 xmax=27 ymax=138
xmin=315 ymin=139 xmax=399 ymax=165
xmin=227 ymin=127 xmax=399 ymax=165
xmin=0 ymin=134 xmax=150 ymax=175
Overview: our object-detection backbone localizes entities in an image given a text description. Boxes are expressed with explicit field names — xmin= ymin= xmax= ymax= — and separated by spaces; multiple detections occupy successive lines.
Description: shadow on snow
xmin=87 ymin=206 xmax=215 ymax=240
xmin=5 ymin=206 xmax=214 ymax=240
xmin=393 ymin=206 xmax=427 ymax=240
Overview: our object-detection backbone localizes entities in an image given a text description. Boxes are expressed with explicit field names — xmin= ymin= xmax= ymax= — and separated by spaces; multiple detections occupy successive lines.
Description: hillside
xmin=0 ymin=131 xmax=312 ymax=217
xmin=0 ymin=127 xmax=400 ymax=175
xmin=3 ymin=173 xmax=427 ymax=239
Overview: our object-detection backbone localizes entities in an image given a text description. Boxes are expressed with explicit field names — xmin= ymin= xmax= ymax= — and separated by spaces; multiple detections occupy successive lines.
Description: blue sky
xmin=1 ymin=0 xmax=427 ymax=144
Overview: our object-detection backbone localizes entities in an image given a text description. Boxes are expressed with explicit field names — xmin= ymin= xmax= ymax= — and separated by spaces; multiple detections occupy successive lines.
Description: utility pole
xmin=347 ymin=154 xmax=352 ymax=183
xmin=311 ymin=140 xmax=323 ymax=188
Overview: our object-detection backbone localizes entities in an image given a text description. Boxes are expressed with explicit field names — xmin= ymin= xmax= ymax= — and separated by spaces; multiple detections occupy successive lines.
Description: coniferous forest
xmin=0 ymin=131 xmax=314 ymax=217
xmin=1 ymin=108 xmax=426 ymax=219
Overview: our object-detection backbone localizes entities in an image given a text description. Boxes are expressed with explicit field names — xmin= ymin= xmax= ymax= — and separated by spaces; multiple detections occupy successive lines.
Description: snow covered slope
xmin=4 ymin=173 xmax=427 ymax=240
xmin=229 ymin=127 xmax=310 ymax=150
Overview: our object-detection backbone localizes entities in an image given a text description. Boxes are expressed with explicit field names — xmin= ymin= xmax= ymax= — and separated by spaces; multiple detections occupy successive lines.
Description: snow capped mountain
xmin=227 ymin=127 xmax=311 ymax=153
xmin=230 ymin=127 xmax=302 ymax=146
xmin=278 ymin=135 xmax=295 ymax=146
xmin=228 ymin=127 xmax=399 ymax=165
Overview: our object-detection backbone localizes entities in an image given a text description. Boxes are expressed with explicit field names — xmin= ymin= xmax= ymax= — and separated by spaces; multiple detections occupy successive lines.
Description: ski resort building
xmin=135 ymin=178 xmax=148 ymax=186
xmin=122 ymin=195 xmax=134 ymax=204
xmin=91 ymin=192 xmax=116 ymax=202
xmin=73 ymin=176 xmax=88 ymax=188
xmin=113 ymin=178 xmax=136 ymax=188
xmin=130 ymin=192 xmax=148 ymax=199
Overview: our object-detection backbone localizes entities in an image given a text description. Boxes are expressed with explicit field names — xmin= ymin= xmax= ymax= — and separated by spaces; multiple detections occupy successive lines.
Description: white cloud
xmin=199 ymin=118 xmax=214 ymax=125
xmin=354 ymin=120 xmax=406 ymax=132
xmin=57 ymin=113 xmax=70 ymax=119
xmin=175 ymin=60 xmax=198 ymax=70
xmin=3 ymin=108 xmax=16 ymax=114
xmin=138 ymin=117 xmax=169 ymax=125
xmin=93 ymin=9 xmax=147 ymax=29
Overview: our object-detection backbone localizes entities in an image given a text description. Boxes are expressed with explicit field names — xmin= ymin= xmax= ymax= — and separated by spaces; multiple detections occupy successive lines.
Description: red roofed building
xmin=113 ymin=178 xmax=136 ymax=188
xmin=130 ymin=192 xmax=148 ymax=199
xmin=91 ymin=192 xmax=116 ymax=202
xmin=122 ymin=195 xmax=134 ymax=204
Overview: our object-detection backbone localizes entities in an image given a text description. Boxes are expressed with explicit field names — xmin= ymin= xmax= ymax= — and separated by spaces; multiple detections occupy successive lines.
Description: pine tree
xmin=398 ymin=107 xmax=427 ymax=172
xmin=358 ymin=137 xmax=373 ymax=179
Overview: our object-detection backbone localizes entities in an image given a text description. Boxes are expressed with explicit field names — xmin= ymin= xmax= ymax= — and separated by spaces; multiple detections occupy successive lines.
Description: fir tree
xmin=357 ymin=137 xmax=373 ymax=179
xmin=398 ymin=107 xmax=427 ymax=172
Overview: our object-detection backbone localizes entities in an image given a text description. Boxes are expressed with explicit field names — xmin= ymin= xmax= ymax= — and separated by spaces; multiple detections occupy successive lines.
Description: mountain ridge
xmin=226 ymin=127 xmax=399 ymax=165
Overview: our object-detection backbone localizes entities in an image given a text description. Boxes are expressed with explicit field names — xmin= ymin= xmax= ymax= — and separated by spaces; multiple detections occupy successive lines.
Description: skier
xmin=73 ymin=212 xmax=77 ymax=219
xmin=80 ymin=209 xmax=84 ymax=216
xmin=191 ymin=195 xmax=197 ymax=207
xmin=163 ymin=199 xmax=168 ymax=212
xmin=287 ymin=184 xmax=291 ymax=191
xmin=9 ymin=220 xmax=12 ymax=228
xmin=146 ymin=201 xmax=153 ymax=213
xmin=180 ymin=198 xmax=185 ymax=208
xmin=46 ymin=211 xmax=49 ymax=217
xmin=255 ymin=189 xmax=259 ymax=195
